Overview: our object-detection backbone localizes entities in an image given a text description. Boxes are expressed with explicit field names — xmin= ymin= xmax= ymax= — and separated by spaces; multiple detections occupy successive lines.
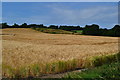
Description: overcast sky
xmin=2 ymin=2 xmax=118 ymax=28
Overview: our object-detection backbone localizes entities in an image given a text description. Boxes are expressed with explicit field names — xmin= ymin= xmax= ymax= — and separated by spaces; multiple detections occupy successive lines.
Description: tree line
xmin=83 ymin=24 xmax=120 ymax=37
xmin=1 ymin=23 xmax=83 ymax=30
xmin=1 ymin=23 xmax=120 ymax=37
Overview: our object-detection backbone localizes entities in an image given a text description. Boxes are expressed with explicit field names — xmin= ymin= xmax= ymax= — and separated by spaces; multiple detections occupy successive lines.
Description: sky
xmin=1 ymin=0 xmax=120 ymax=2
xmin=2 ymin=2 xmax=118 ymax=28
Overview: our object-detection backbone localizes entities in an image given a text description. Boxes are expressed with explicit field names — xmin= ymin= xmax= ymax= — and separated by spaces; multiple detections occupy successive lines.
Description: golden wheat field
xmin=1 ymin=28 xmax=119 ymax=77
xmin=2 ymin=28 xmax=119 ymax=66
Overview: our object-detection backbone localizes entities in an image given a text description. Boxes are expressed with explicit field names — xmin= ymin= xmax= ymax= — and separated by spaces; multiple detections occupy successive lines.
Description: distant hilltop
xmin=1 ymin=23 xmax=120 ymax=37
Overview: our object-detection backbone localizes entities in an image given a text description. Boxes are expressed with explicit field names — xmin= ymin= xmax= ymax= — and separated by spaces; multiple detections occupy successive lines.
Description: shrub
xmin=83 ymin=24 xmax=99 ymax=35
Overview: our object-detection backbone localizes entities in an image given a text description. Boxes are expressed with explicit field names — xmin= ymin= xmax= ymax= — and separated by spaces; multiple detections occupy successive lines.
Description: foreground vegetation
xmin=64 ymin=53 xmax=120 ymax=79
xmin=2 ymin=53 xmax=119 ymax=78
xmin=64 ymin=62 xmax=120 ymax=79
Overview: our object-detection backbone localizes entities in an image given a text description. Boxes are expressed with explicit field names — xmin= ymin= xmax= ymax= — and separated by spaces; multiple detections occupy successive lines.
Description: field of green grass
xmin=71 ymin=30 xmax=83 ymax=34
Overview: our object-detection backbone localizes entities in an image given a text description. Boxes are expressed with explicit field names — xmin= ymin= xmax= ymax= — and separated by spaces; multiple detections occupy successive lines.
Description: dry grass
xmin=1 ymin=28 xmax=119 ymax=77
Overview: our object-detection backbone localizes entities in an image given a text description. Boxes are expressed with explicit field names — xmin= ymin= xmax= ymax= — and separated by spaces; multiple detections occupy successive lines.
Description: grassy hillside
xmin=71 ymin=30 xmax=83 ymax=34
xmin=32 ymin=28 xmax=73 ymax=34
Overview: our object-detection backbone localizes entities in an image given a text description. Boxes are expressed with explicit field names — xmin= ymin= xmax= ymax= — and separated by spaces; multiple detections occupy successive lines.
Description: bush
xmin=83 ymin=24 xmax=99 ymax=35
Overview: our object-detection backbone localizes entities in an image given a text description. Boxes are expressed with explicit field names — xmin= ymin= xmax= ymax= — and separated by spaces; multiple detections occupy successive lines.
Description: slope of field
xmin=2 ymin=28 xmax=119 ymax=77
xmin=32 ymin=28 xmax=73 ymax=34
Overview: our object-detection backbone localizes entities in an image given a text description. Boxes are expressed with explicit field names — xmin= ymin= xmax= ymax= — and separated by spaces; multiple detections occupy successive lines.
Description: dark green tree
xmin=49 ymin=25 xmax=58 ymax=29
xmin=21 ymin=23 xmax=28 ymax=28
xmin=38 ymin=24 xmax=47 ymax=28
xmin=111 ymin=25 xmax=120 ymax=37
xmin=12 ymin=23 xmax=19 ymax=28
xmin=83 ymin=24 xmax=99 ymax=35
xmin=2 ymin=23 xmax=9 ymax=29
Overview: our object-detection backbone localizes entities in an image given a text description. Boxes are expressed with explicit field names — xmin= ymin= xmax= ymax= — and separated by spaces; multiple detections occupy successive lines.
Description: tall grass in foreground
xmin=2 ymin=59 xmax=82 ymax=78
xmin=64 ymin=62 xmax=120 ymax=79
xmin=2 ymin=53 xmax=119 ymax=78
xmin=85 ymin=53 xmax=118 ymax=68
xmin=64 ymin=53 xmax=120 ymax=79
